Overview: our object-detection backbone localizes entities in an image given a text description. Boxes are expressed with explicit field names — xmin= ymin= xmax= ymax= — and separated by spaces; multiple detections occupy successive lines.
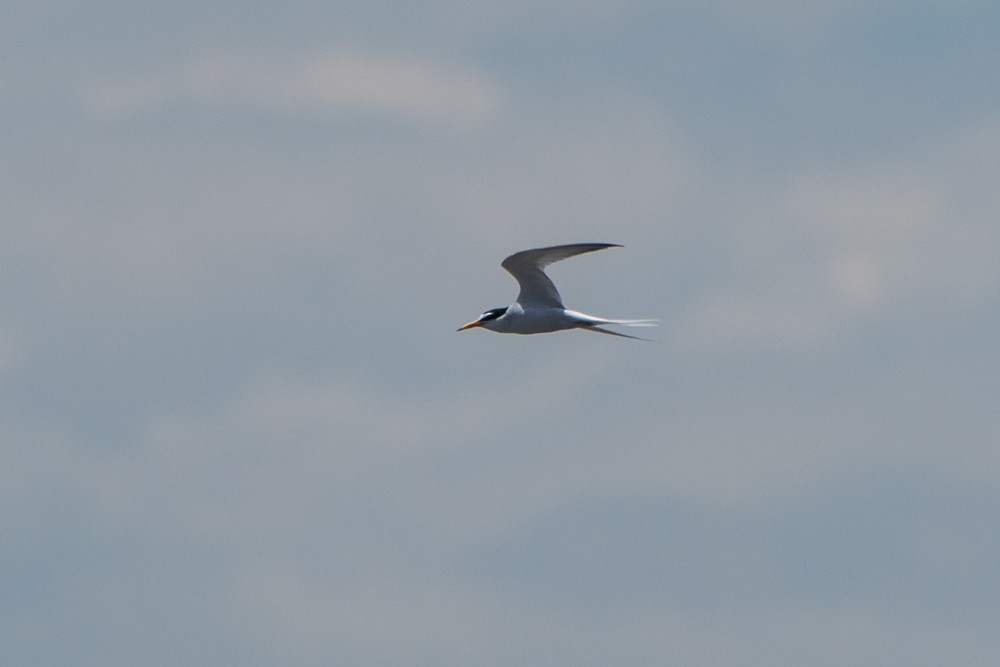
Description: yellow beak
xmin=457 ymin=320 xmax=484 ymax=331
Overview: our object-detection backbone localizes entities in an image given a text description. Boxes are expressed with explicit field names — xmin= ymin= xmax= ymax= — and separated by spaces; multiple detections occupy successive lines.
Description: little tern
xmin=457 ymin=243 xmax=656 ymax=340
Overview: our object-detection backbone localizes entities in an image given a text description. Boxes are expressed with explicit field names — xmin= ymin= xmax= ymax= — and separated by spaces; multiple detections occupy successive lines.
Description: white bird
xmin=457 ymin=243 xmax=657 ymax=340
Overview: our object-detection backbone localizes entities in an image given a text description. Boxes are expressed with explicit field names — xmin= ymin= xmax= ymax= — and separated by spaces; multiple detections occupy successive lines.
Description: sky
xmin=3 ymin=1 xmax=1000 ymax=665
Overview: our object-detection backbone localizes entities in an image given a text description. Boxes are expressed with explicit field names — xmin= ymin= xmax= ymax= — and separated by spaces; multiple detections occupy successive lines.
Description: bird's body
xmin=458 ymin=243 xmax=656 ymax=340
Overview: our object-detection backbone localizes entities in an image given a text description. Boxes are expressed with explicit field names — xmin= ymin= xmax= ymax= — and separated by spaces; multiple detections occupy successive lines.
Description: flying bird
xmin=457 ymin=243 xmax=657 ymax=340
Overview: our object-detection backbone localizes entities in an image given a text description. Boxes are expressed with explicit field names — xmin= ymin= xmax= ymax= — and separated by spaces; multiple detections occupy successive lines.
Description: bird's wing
xmin=500 ymin=243 xmax=622 ymax=308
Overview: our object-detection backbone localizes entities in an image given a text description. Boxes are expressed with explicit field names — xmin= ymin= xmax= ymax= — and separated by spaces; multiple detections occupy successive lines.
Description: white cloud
xmin=793 ymin=171 xmax=945 ymax=304
xmin=85 ymin=52 xmax=503 ymax=128
xmin=680 ymin=116 xmax=1000 ymax=347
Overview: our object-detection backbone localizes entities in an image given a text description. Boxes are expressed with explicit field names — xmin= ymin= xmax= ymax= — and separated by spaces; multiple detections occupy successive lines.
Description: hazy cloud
xmin=4 ymin=1 xmax=999 ymax=665
xmin=85 ymin=52 xmax=503 ymax=128
xmin=681 ymin=117 xmax=1000 ymax=347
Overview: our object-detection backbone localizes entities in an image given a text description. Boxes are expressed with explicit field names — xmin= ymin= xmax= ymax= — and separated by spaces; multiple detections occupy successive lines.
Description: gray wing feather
xmin=500 ymin=243 xmax=622 ymax=308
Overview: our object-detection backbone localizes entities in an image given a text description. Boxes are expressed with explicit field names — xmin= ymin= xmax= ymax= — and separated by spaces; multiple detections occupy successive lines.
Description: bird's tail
xmin=563 ymin=310 xmax=659 ymax=340
xmin=600 ymin=318 xmax=659 ymax=327
xmin=579 ymin=317 xmax=659 ymax=341
xmin=584 ymin=326 xmax=654 ymax=341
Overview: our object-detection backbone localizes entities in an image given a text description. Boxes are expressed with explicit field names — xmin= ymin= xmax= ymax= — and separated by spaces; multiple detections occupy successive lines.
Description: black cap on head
xmin=480 ymin=307 xmax=508 ymax=321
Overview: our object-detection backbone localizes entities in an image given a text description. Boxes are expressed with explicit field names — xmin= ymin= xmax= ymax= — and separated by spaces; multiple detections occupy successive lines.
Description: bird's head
xmin=457 ymin=307 xmax=507 ymax=331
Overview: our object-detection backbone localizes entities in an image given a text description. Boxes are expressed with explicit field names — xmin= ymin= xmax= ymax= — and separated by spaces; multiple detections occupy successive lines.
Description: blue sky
xmin=4 ymin=2 xmax=1000 ymax=665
